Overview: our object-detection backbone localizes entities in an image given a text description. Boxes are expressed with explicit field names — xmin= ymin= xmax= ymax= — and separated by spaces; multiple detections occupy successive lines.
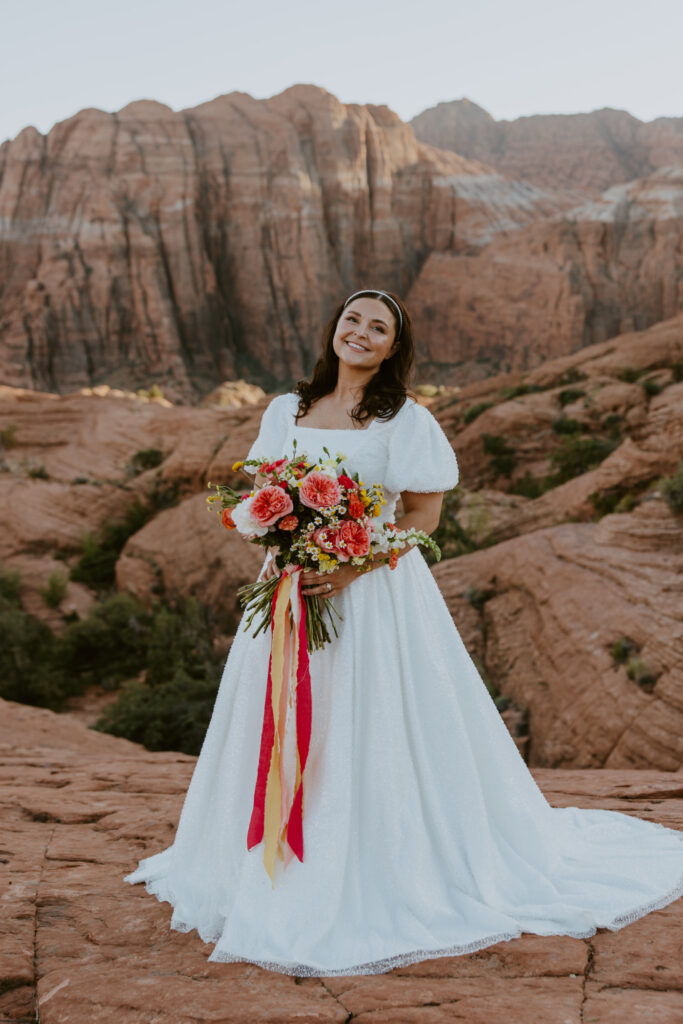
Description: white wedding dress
xmin=124 ymin=392 xmax=683 ymax=976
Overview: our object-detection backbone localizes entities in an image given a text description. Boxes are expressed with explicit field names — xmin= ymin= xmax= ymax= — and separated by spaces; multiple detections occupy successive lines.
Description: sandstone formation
xmin=5 ymin=86 xmax=680 ymax=398
xmin=407 ymin=167 xmax=683 ymax=380
xmin=2 ymin=697 xmax=682 ymax=1023
xmin=0 ymin=85 xmax=565 ymax=400
xmin=411 ymin=99 xmax=683 ymax=195
xmin=1 ymin=306 xmax=682 ymax=769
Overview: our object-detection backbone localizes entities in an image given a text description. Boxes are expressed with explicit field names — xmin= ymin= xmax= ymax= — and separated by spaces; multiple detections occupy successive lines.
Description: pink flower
xmin=250 ymin=484 xmax=294 ymax=527
xmin=332 ymin=519 xmax=371 ymax=561
xmin=278 ymin=514 xmax=299 ymax=531
xmin=299 ymin=470 xmax=342 ymax=510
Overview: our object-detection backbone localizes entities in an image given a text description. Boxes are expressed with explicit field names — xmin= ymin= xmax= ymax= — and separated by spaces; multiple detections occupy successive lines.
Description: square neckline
xmin=286 ymin=393 xmax=414 ymax=433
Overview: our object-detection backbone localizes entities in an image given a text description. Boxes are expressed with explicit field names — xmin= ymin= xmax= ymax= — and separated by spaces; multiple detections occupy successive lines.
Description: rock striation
xmin=411 ymin=99 xmax=683 ymax=195
xmin=2 ymin=697 xmax=682 ymax=1023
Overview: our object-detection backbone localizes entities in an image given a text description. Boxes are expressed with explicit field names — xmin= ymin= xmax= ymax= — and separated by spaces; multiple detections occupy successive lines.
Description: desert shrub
xmin=40 ymin=570 xmax=68 ymax=608
xmin=27 ymin=464 xmax=49 ymax=479
xmin=463 ymin=401 xmax=494 ymax=425
xmin=610 ymin=636 xmax=638 ymax=663
xmin=550 ymin=435 xmax=619 ymax=484
xmin=625 ymin=656 xmax=659 ymax=691
xmin=482 ymin=433 xmax=517 ymax=476
xmin=558 ymin=387 xmax=586 ymax=406
xmin=672 ymin=362 xmax=683 ymax=382
xmin=0 ymin=564 xmax=21 ymax=604
xmin=641 ymin=377 xmax=662 ymax=397
xmin=51 ymin=592 xmax=152 ymax=694
xmin=1 ymin=424 xmax=18 ymax=449
xmin=130 ymin=448 xmax=164 ymax=474
xmin=69 ymin=497 xmax=152 ymax=589
xmin=552 ymin=417 xmax=583 ymax=434
xmin=602 ymin=413 xmax=622 ymax=438
xmin=509 ymin=471 xmax=557 ymax=499
xmin=498 ymin=383 xmax=546 ymax=400
xmin=617 ymin=367 xmax=641 ymax=383
xmin=659 ymin=463 xmax=683 ymax=514
xmin=95 ymin=667 xmax=219 ymax=754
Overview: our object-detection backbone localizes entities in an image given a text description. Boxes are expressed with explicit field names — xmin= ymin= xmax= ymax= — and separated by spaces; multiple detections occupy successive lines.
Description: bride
xmin=125 ymin=288 xmax=683 ymax=976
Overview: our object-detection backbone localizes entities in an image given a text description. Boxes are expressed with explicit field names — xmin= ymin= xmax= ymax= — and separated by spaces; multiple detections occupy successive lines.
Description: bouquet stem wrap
xmin=246 ymin=565 xmax=312 ymax=886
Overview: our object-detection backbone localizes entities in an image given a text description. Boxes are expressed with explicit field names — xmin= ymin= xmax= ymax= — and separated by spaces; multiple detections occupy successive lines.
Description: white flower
xmin=230 ymin=496 xmax=270 ymax=537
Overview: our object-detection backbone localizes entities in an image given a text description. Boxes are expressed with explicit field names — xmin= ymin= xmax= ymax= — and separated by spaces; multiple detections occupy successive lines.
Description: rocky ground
xmin=2 ymin=698 xmax=682 ymax=1024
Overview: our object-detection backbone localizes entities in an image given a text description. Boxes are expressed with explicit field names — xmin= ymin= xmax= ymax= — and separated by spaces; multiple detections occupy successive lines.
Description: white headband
xmin=342 ymin=289 xmax=403 ymax=339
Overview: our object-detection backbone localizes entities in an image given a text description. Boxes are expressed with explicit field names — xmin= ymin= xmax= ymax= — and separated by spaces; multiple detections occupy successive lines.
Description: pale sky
xmin=2 ymin=0 xmax=681 ymax=145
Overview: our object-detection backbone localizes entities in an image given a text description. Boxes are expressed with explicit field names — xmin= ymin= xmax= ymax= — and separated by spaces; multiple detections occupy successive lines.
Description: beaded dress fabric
xmin=124 ymin=392 xmax=683 ymax=976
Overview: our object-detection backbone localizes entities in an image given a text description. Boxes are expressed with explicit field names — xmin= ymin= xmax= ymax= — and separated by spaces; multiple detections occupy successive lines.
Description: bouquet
xmin=206 ymin=441 xmax=442 ymax=885
xmin=207 ymin=439 xmax=442 ymax=653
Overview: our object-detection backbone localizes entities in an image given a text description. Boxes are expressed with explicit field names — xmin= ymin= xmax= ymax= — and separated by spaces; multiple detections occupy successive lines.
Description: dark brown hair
xmin=293 ymin=289 xmax=417 ymax=427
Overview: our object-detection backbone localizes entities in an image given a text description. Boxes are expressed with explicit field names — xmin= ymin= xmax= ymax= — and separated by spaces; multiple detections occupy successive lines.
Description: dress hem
xmin=124 ymin=844 xmax=683 ymax=977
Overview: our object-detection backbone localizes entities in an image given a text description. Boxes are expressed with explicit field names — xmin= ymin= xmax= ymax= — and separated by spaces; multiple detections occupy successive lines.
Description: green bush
xmin=509 ymin=471 xmax=557 ymax=499
xmin=481 ymin=433 xmax=517 ymax=476
xmin=659 ymin=463 xmax=683 ymax=514
xmin=95 ymin=667 xmax=219 ymax=754
xmin=40 ymin=570 xmax=68 ymax=608
xmin=27 ymin=464 xmax=49 ymax=479
xmin=617 ymin=367 xmax=642 ymax=383
xmin=672 ymin=362 xmax=683 ymax=383
xmin=558 ymin=387 xmax=586 ymax=406
xmin=550 ymin=435 xmax=619 ymax=484
xmin=0 ymin=424 xmax=18 ymax=449
xmin=463 ymin=401 xmax=494 ymax=425
xmin=552 ymin=417 xmax=583 ymax=434
xmin=641 ymin=378 xmax=662 ymax=397
xmin=625 ymin=656 xmax=658 ymax=691
xmin=69 ymin=497 xmax=152 ymax=589
xmin=610 ymin=636 xmax=638 ymax=663
xmin=130 ymin=448 xmax=164 ymax=474
xmin=498 ymin=383 xmax=545 ymax=401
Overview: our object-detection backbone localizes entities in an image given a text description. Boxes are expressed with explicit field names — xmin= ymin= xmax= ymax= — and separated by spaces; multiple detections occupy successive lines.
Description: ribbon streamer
xmin=247 ymin=566 xmax=312 ymax=886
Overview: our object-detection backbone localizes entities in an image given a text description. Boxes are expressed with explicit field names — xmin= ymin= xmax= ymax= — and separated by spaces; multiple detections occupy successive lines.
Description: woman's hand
xmin=299 ymin=562 xmax=363 ymax=598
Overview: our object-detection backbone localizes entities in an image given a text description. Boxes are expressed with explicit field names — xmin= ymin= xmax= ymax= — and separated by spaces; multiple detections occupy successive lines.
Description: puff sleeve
xmin=244 ymin=393 xmax=291 ymax=468
xmin=383 ymin=399 xmax=459 ymax=494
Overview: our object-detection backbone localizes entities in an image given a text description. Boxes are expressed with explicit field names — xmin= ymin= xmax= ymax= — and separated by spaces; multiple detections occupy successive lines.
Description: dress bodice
xmin=245 ymin=391 xmax=460 ymax=521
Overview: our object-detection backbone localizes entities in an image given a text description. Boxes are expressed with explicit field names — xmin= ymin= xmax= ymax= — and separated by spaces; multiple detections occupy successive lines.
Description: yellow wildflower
xmin=232 ymin=460 xmax=244 ymax=471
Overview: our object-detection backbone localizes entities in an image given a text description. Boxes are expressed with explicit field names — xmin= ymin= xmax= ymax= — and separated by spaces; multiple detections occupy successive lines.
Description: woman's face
xmin=332 ymin=297 xmax=399 ymax=370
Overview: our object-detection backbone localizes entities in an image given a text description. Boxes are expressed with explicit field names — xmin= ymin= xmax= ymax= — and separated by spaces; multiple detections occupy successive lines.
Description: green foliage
xmin=558 ymin=387 xmax=586 ymax=407
xmin=498 ymin=383 xmax=546 ymax=400
xmin=481 ymin=433 xmax=516 ymax=476
xmin=0 ymin=581 xmax=227 ymax=754
xmin=40 ymin=570 xmax=68 ymax=608
xmin=136 ymin=384 xmax=165 ymax=399
xmin=463 ymin=401 xmax=494 ymax=425
xmin=617 ymin=367 xmax=642 ymax=383
xmin=552 ymin=417 xmax=583 ymax=434
xmin=672 ymin=361 xmax=683 ymax=383
xmin=549 ymin=435 xmax=619 ymax=484
xmin=625 ymin=656 xmax=659 ymax=692
xmin=602 ymin=413 xmax=622 ymax=439
xmin=129 ymin=448 xmax=164 ymax=474
xmin=0 ymin=424 xmax=18 ymax=449
xmin=658 ymin=463 xmax=683 ymax=514
xmin=95 ymin=667 xmax=219 ymax=754
xmin=641 ymin=377 xmax=662 ymax=397
xmin=610 ymin=636 xmax=638 ymax=663
xmin=69 ymin=497 xmax=152 ymax=589
xmin=509 ymin=471 xmax=557 ymax=499
xmin=27 ymin=464 xmax=49 ymax=479
xmin=0 ymin=564 xmax=21 ymax=604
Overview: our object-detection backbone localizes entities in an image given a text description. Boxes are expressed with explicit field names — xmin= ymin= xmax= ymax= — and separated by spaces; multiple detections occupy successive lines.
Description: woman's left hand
xmin=298 ymin=562 xmax=364 ymax=598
